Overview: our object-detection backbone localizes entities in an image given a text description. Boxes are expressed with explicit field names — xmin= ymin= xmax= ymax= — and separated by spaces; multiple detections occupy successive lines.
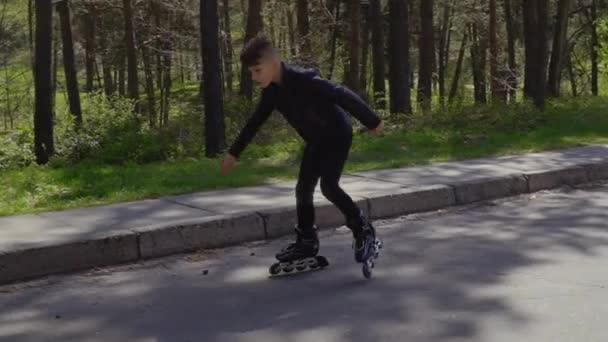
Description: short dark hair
xmin=240 ymin=34 xmax=276 ymax=67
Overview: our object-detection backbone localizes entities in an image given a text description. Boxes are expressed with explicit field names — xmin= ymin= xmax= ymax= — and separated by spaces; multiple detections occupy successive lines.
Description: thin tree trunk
xmin=504 ymin=0 xmax=517 ymax=101
xmin=223 ymin=0 xmax=234 ymax=95
xmin=347 ymin=0 xmax=361 ymax=94
xmin=470 ymin=22 xmax=487 ymax=104
xmin=287 ymin=6 xmax=297 ymax=57
xmin=118 ymin=49 xmax=126 ymax=96
xmin=418 ymin=0 xmax=434 ymax=111
xmin=489 ymin=0 xmax=501 ymax=101
xmin=28 ymin=0 xmax=34 ymax=73
xmin=201 ymin=0 xmax=226 ymax=157
xmin=449 ymin=32 xmax=468 ymax=101
xmin=84 ymin=6 xmax=96 ymax=92
xmin=240 ymin=0 xmax=263 ymax=99
xmin=328 ymin=0 xmax=341 ymax=80
xmin=438 ymin=0 xmax=451 ymax=101
xmin=589 ymin=0 xmax=599 ymax=95
xmin=57 ymin=0 xmax=82 ymax=127
xmin=567 ymin=44 xmax=578 ymax=96
xmin=98 ymin=14 xmax=115 ymax=97
xmin=388 ymin=0 xmax=412 ymax=114
xmin=370 ymin=0 xmax=386 ymax=108
xmin=123 ymin=0 xmax=140 ymax=110
xmin=52 ymin=12 xmax=58 ymax=118
xmin=523 ymin=0 xmax=548 ymax=109
xmin=34 ymin=0 xmax=55 ymax=164
xmin=297 ymin=0 xmax=311 ymax=59
xmin=548 ymin=0 xmax=572 ymax=97
xmin=141 ymin=42 xmax=157 ymax=128
xmin=360 ymin=3 xmax=371 ymax=100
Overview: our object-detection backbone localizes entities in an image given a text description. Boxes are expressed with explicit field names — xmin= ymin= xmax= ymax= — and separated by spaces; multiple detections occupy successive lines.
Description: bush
xmin=0 ymin=130 xmax=35 ymax=170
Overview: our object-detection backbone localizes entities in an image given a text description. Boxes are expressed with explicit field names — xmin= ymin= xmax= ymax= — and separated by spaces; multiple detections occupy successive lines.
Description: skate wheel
xmin=283 ymin=266 xmax=294 ymax=273
xmin=269 ymin=263 xmax=281 ymax=275
xmin=296 ymin=264 xmax=307 ymax=271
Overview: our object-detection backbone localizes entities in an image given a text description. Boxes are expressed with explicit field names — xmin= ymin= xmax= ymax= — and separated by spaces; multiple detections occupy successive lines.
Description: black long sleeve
xmin=228 ymin=88 xmax=275 ymax=158
xmin=306 ymin=76 xmax=382 ymax=130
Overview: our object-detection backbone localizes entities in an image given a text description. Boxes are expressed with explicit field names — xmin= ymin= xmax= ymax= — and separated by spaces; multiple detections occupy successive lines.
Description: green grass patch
xmin=2 ymin=96 xmax=608 ymax=216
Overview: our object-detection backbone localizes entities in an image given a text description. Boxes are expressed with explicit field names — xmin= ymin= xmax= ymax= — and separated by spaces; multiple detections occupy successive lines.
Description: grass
xmin=2 ymin=96 xmax=608 ymax=217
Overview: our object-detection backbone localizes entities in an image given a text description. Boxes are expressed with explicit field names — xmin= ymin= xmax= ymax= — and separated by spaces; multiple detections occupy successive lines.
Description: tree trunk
xmin=98 ymin=14 xmax=115 ymax=97
xmin=328 ymin=0 xmax=341 ymax=80
xmin=489 ymin=0 xmax=502 ymax=101
xmin=201 ymin=0 xmax=226 ymax=157
xmin=438 ymin=0 xmax=451 ymax=102
xmin=297 ymin=0 xmax=311 ymax=59
xmin=504 ymin=0 xmax=517 ymax=102
xmin=287 ymin=6 xmax=297 ymax=57
xmin=123 ymin=0 xmax=139 ymax=111
xmin=370 ymin=0 xmax=386 ymax=108
xmin=589 ymin=0 xmax=599 ymax=95
xmin=118 ymin=49 xmax=126 ymax=96
xmin=547 ymin=0 xmax=572 ymax=97
xmin=84 ymin=6 xmax=96 ymax=92
xmin=523 ymin=0 xmax=548 ymax=109
xmin=360 ymin=3 xmax=371 ymax=100
xmin=388 ymin=0 xmax=412 ymax=114
xmin=57 ymin=0 xmax=82 ymax=128
xmin=52 ymin=12 xmax=58 ymax=118
xmin=567 ymin=44 xmax=578 ymax=96
xmin=141 ymin=41 xmax=157 ymax=128
xmin=34 ymin=0 xmax=55 ymax=164
xmin=449 ymin=32 xmax=468 ymax=101
xmin=470 ymin=20 xmax=488 ymax=104
xmin=28 ymin=0 xmax=34 ymax=73
xmin=240 ymin=0 xmax=263 ymax=99
xmin=347 ymin=0 xmax=361 ymax=94
xmin=418 ymin=0 xmax=434 ymax=111
xmin=223 ymin=0 xmax=234 ymax=95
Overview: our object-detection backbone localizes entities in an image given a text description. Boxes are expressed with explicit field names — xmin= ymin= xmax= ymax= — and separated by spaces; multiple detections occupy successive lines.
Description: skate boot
xmin=269 ymin=226 xmax=329 ymax=276
xmin=348 ymin=211 xmax=383 ymax=279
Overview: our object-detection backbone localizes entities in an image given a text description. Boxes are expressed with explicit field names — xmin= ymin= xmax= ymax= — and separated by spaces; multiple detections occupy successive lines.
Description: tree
xmin=438 ymin=0 xmax=454 ymax=102
xmin=34 ymin=0 xmax=54 ymax=164
xmin=504 ymin=0 xmax=517 ymax=101
xmin=523 ymin=0 xmax=548 ymax=109
xmin=347 ymin=0 xmax=361 ymax=94
xmin=57 ymin=0 xmax=82 ymax=128
xmin=388 ymin=0 xmax=411 ymax=114
xmin=123 ymin=0 xmax=139 ymax=110
xmin=489 ymin=0 xmax=502 ymax=101
xmin=201 ymin=0 xmax=226 ymax=157
xmin=240 ymin=0 xmax=263 ymax=99
xmin=370 ymin=0 xmax=386 ymax=108
xmin=548 ymin=0 xmax=572 ymax=97
xmin=418 ymin=0 xmax=434 ymax=111
xmin=297 ymin=0 xmax=311 ymax=59
xmin=449 ymin=32 xmax=468 ymax=101
xmin=83 ymin=4 xmax=96 ymax=92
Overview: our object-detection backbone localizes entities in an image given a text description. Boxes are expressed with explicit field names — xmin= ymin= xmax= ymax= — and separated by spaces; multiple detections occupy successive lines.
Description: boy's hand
xmin=370 ymin=121 xmax=384 ymax=136
xmin=220 ymin=154 xmax=238 ymax=176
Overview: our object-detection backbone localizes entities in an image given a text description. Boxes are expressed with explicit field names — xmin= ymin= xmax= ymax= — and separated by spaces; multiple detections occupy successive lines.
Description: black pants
xmin=296 ymin=132 xmax=361 ymax=233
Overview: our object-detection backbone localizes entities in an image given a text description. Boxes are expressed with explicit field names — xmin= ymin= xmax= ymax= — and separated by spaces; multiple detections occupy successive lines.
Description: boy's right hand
xmin=220 ymin=154 xmax=238 ymax=176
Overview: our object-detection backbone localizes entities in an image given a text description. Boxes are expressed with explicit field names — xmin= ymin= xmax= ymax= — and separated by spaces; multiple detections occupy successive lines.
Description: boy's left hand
xmin=370 ymin=121 xmax=384 ymax=136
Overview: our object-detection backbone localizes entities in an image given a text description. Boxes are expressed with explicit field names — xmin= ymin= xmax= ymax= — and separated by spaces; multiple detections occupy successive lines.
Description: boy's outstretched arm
xmin=307 ymin=76 xmax=383 ymax=132
xmin=221 ymin=89 xmax=275 ymax=176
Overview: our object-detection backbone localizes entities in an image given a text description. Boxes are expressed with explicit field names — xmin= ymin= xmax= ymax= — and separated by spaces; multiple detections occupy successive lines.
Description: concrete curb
xmin=2 ymin=161 xmax=607 ymax=285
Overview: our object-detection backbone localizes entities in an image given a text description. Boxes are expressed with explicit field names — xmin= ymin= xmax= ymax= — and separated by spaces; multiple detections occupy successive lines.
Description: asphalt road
xmin=2 ymin=184 xmax=608 ymax=342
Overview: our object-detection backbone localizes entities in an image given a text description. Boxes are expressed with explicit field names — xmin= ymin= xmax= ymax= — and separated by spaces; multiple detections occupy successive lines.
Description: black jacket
xmin=228 ymin=63 xmax=382 ymax=158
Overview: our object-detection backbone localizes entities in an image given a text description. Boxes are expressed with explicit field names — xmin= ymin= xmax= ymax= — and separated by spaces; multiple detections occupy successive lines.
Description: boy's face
xmin=248 ymin=57 xmax=280 ymax=88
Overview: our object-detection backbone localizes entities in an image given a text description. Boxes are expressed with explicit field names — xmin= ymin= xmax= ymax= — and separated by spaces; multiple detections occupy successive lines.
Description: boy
xmin=220 ymin=34 xmax=384 ymax=266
